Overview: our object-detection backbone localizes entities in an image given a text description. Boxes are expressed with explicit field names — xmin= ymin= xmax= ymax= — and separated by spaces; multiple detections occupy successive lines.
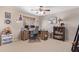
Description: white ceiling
xmin=18 ymin=6 xmax=79 ymax=16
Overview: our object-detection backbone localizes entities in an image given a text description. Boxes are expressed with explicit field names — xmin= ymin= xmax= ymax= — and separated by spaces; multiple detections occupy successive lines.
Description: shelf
xmin=53 ymin=33 xmax=64 ymax=36
xmin=53 ymin=26 xmax=65 ymax=41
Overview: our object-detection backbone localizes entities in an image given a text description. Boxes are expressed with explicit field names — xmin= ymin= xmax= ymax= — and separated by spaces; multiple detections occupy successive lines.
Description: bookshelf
xmin=53 ymin=26 xmax=65 ymax=41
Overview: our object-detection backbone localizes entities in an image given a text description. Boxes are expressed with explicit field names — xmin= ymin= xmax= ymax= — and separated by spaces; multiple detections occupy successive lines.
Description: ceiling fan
xmin=31 ymin=6 xmax=50 ymax=11
xmin=31 ymin=6 xmax=51 ymax=15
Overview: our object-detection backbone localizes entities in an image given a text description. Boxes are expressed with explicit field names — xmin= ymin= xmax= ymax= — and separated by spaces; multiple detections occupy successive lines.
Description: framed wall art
xmin=52 ymin=17 xmax=57 ymax=24
xmin=5 ymin=12 xmax=11 ymax=24
xmin=5 ymin=20 xmax=11 ymax=24
xmin=5 ymin=12 xmax=11 ymax=19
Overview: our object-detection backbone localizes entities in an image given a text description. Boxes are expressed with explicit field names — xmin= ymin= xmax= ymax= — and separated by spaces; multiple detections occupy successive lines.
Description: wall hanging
xmin=5 ymin=12 xmax=11 ymax=24
xmin=52 ymin=17 xmax=57 ymax=24
xmin=19 ymin=14 xmax=22 ymax=21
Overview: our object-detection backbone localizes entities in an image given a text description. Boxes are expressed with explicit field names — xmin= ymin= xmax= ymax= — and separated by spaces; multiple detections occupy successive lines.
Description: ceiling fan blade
xmin=44 ymin=9 xmax=50 ymax=11
xmin=31 ymin=9 xmax=39 ymax=11
xmin=40 ymin=6 xmax=43 ymax=7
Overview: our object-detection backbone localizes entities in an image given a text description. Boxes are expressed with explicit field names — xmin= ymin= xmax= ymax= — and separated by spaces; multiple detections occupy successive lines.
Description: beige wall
xmin=54 ymin=8 xmax=79 ymax=41
xmin=0 ymin=6 xmax=21 ymax=41
xmin=0 ymin=6 xmax=39 ymax=41
xmin=39 ymin=15 xmax=57 ymax=31
xmin=40 ymin=7 xmax=79 ymax=41
xmin=1 ymin=6 xmax=78 ymax=42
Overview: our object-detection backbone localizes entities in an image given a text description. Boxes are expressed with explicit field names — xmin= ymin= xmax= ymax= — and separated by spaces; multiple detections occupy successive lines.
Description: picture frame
xmin=5 ymin=12 xmax=11 ymax=19
xmin=52 ymin=17 xmax=57 ymax=24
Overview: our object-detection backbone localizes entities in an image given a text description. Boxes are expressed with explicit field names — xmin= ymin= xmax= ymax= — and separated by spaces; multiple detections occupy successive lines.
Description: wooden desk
xmin=21 ymin=30 xmax=48 ymax=41
xmin=40 ymin=31 xmax=48 ymax=40
xmin=21 ymin=30 xmax=29 ymax=41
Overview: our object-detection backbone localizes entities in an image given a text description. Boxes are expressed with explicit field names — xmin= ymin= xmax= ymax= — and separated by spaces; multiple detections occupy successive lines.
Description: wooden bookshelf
xmin=53 ymin=26 xmax=65 ymax=41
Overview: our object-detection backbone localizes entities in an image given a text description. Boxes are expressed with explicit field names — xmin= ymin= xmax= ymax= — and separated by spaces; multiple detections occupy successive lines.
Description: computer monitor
xmin=30 ymin=25 xmax=35 ymax=28
xmin=25 ymin=25 xmax=28 ymax=28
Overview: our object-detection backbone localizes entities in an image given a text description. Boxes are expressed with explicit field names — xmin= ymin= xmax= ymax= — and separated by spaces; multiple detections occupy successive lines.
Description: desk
xmin=21 ymin=30 xmax=29 ymax=41
xmin=40 ymin=31 xmax=48 ymax=40
xmin=21 ymin=30 xmax=48 ymax=41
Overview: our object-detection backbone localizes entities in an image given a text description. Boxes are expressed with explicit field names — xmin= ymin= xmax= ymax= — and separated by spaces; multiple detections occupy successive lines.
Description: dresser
xmin=0 ymin=34 xmax=12 ymax=45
